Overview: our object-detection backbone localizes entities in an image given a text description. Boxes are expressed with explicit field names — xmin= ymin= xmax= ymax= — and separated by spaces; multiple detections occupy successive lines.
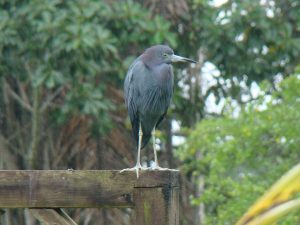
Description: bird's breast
xmin=140 ymin=84 xmax=173 ymax=117
xmin=140 ymin=92 xmax=169 ymax=119
xmin=137 ymin=64 xmax=173 ymax=116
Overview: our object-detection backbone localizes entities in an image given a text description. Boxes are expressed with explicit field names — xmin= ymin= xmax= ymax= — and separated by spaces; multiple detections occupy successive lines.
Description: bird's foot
xmin=120 ymin=164 xmax=149 ymax=178
xmin=151 ymin=165 xmax=179 ymax=171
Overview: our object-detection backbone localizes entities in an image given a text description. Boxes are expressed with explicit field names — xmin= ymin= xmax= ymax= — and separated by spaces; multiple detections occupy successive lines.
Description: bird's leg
xmin=151 ymin=129 xmax=165 ymax=170
xmin=120 ymin=122 xmax=148 ymax=178
xmin=151 ymin=128 xmax=179 ymax=172
xmin=151 ymin=128 xmax=168 ymax=170
xmin=152 ymin=128 xmax=159 ymax=167
xmin=135 ymin=122 xmax=143 ymax=169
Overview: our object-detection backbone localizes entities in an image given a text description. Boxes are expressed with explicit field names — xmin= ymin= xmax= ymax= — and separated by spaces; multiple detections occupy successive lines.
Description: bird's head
xmin=142 ymin=45 xmax=197 ymax=66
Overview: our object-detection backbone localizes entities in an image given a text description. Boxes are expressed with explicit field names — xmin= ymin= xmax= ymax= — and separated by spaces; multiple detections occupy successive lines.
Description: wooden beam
xmin=133 ymin=187 xmax=179 ymax=225
xmin=0 ymin=170 xmax=179 ymax=208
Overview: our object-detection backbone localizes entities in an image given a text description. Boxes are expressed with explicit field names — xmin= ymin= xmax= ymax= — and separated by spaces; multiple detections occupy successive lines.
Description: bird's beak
xmin=170 ymin=54 xmax=197 ymax=63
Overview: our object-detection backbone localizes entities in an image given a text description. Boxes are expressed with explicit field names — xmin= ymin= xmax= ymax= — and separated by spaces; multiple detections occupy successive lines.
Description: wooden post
xmin=0 ymin=170 xmax=180 ymax=225
xmin=134 ymin=187 xmax=179 ymax=225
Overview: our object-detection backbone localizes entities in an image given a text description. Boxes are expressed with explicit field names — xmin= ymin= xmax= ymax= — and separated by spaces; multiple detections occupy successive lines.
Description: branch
xmin=30 ymin=209 xmax=77 ymax=225
xmin=5 ymin=82 xmax=33 ymax=112
xmin=41 ymin=86 xmax=64 ymax=112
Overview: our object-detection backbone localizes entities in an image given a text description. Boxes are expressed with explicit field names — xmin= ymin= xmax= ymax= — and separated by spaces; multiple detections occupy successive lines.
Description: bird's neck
xmin=140 ymin=53 xmax=161 ymax=68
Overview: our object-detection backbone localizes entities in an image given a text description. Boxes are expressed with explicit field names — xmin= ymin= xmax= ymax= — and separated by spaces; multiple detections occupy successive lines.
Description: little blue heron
xmin=121 ymin=45 xmax=196 ymax=178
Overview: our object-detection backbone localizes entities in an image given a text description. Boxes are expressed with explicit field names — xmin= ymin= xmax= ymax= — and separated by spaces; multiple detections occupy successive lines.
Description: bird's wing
xmin=155 ymin=110 xmax=168 ymax=129
xmin=124 ymin=58 xmax=144 ymax=145
xmin=124 ymin=56 xmax=143 ymax=103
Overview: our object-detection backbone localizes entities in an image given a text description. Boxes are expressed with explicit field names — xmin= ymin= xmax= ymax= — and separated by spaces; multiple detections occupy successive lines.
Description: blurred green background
xmin=0 ymin=0 xmax=299 ymax=224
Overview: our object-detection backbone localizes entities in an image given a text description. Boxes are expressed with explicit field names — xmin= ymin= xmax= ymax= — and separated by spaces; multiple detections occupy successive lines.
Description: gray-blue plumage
xmin=124 ymin=45 xmax=196 ymax=151
xmin=124 ymin=45 xmax=174 ymax=148
xmin=122 ymin=45 xmax=196 ymax=177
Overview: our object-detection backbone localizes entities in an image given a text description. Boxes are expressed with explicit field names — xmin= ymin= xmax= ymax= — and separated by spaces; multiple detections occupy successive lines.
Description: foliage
xmin=0 ymin=0 xmax=177 ymax=134
xmin=169 ymin=0 xmax=300 ymax=128
xmin=190 ymin=0 xmax=300 ymax=82
xmin=178 ymin=75 xmax=300 ymax=224
xmin=0 ymin=0 xmax=178 ymax=222
xmin=1 ymin=0 xmax=300 ymax=224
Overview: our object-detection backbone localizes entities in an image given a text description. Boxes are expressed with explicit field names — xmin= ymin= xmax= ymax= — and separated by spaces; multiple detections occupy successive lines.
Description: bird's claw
xmin=151 ymin=165 xmax=179 ymax=171
xmin=120 ymin=165 xmax=149 ymax=179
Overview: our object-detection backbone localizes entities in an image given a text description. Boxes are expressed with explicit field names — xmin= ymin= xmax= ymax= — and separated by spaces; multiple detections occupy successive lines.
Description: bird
xmin=121 ymin=45 xmax=196 ymax=178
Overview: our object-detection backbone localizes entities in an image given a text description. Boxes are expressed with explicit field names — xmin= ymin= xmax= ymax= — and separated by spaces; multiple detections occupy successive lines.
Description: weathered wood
xmin=30 ymin=209 xmax=77 ymax=225
xmin=134 ymin=187 xmax=179 ymax=225
xmin=0 ymin=170 xmax=179 ymax=208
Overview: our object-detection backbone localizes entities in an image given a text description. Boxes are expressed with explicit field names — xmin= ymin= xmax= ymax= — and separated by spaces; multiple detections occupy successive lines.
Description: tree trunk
xmin=30 ymin=84 xmax=41 ymax=169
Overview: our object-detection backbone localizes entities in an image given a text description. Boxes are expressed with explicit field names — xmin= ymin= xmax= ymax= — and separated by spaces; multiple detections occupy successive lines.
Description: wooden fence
xmin=0 ymin=170 xmax=179 ymax=225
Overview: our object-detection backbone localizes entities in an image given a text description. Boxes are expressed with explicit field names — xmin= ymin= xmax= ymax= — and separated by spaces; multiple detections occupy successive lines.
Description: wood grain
xmin=134 ymin=187 xmax=179 ymax=225
xmin=0 ymin=170 xmax=179 ymax=208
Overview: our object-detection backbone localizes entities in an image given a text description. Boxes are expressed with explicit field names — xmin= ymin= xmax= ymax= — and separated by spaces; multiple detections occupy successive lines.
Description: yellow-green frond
xmin=236 ymin=163 xmax=300 ymax=225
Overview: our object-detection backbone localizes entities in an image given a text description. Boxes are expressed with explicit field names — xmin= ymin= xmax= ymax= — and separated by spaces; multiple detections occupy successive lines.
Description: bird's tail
xmin=141 ymin=133 xmax=151 ymax=149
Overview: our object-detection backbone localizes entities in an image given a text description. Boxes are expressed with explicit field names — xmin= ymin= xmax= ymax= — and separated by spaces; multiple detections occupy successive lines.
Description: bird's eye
xmin=163 ymin=53 xmax=168 ymax=57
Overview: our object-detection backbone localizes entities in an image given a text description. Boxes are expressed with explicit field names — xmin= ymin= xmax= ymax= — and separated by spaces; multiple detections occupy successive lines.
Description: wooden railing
xmin=0 ymin=170 xmax=179 ymax=225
